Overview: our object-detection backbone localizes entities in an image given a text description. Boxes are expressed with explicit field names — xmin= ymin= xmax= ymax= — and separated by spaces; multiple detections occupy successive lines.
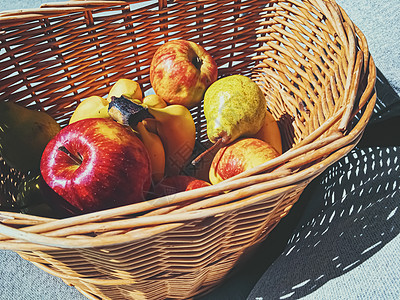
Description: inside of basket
xmin=0 ymin=0 xmax=371 ymax=215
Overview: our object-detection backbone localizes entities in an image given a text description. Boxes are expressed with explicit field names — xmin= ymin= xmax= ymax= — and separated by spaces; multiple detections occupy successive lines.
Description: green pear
xmin=0 ymin=101 xmax=61 ymax=173
xmin=203 ymin=74 xmax=266 ymax=145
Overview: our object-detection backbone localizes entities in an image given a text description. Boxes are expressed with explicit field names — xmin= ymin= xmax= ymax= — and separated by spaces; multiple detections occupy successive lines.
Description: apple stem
xmin=58 ymin=146 xmax=83 ymax=165
xmin=191 ymin=138 xmax=223 ymax=166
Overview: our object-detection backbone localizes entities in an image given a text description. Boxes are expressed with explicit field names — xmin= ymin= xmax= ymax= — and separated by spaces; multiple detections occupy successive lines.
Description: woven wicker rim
xmin=0 ymin=0 xmax=376 ymax=251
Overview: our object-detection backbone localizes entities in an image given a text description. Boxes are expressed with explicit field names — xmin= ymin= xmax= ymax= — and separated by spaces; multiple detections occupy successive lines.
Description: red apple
xmin=150 ymin=39 xmax=218 ymax=108
xmin=209 ymin=138 xmax=279 ymax=184
xmin=153 ymin=175 xmax=211 ymax=197
xmin=40 ymin=118 xmax=152 ymax=214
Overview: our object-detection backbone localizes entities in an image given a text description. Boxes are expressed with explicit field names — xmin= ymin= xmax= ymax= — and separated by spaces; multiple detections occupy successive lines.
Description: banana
xmin=69 ymin=96 xmax=110 ymax=124
xmin=135 ymin=122 xmax=165 ymax=184
xmin=142 ymin=94 xmax=167 ymax=108
xmin=141 ymin=95 xmax=166 ymax=134
xmin=142 ymin=118 xmax=158 ymax=135
xmin=107 ymin=96 xmax=196 ymax=177
xmin=71 ymin=78 xmax=143 ymax=124
xmin=252 ymin=109 xmax=282 ymax=154
xmin=148 ymin=105 xmax=196 ymax=176
xmin=107 ymin=78 xmax=143 ymax=103
xmin=71 ymin=94 xmax=165 ymax=182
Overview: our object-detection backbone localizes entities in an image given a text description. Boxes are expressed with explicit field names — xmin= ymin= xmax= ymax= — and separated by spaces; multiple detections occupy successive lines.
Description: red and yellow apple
xmin=153 ymin=175 xmax=211 ymax=197
xmin=40 ymin=118 xmax=152 ymax=214
xmin=150 ymin=39 xmax=218 ymax=108
xmin=209 ymin=138 xmax=279 ymax=184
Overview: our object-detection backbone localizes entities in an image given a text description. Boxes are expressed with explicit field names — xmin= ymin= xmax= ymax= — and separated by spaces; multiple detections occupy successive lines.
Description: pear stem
xmin=58 ymin=146 xmax=83 ymax=165
xmin=191 ymin=138 xmax=224 ymax=166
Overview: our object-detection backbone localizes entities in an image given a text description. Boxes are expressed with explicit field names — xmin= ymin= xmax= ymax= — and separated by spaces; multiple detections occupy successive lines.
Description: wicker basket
xmin=0 ymin=0 xmax=376 ymax=299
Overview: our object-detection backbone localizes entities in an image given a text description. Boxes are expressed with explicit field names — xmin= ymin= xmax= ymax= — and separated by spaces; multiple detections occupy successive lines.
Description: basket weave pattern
xmin=0 ymin=0 xmax=376 ymax=299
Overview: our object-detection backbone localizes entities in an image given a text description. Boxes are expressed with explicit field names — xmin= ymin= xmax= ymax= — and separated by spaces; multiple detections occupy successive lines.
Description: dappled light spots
xmin=248 ymin=146 xmax=400 ymax=300
xmin=279 ymin=291 xmax=295 ymax=299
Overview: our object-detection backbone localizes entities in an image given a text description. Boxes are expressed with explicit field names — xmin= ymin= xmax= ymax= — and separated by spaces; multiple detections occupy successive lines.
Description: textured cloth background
xmin=1 ymin=0 xmax=399 ymax=299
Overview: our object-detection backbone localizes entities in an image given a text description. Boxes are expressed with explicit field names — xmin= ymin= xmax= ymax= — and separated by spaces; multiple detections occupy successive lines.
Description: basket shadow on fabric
xmin=198 ymin=68 xmax=400 ymax=300
xmin=356 ymin=68 xmax=400 ymax=148
xmin=244 ymin=147 xmax=400 ymax=300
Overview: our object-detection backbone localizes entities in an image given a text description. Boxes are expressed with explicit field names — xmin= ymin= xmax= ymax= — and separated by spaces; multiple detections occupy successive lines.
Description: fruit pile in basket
xmin=0 ymin=39 xmax=282 ymax=218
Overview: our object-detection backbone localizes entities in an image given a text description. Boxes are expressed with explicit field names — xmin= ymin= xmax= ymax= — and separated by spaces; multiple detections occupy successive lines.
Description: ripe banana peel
xmin=70 ymin=78 xmax=144 ymax=124
xmin=108 ymin=96 xmax=196 ymax=177
xmin=136 ymin=122 xmax=165 ymax=184
xmin=107 ymin=78 xmax=143 ymax=103
xmin=141 ymin=94 xmax=167 ymax=133
xmin=69 ymin=96 xmax=110 ymax=124
xmin=70 ymin=95 xmax=166 ymax=183
xmin=253 ymin=110 xmax=282 ymax=154
xmin=142 ymin=94 xmax=167 ymax=108
xmin=148 ymin=105 xmax=196 ymax=176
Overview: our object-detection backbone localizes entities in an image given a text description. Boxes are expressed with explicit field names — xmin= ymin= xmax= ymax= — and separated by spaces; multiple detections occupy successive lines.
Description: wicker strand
xmin=0 ymin=0 xmax=376 ymax=298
